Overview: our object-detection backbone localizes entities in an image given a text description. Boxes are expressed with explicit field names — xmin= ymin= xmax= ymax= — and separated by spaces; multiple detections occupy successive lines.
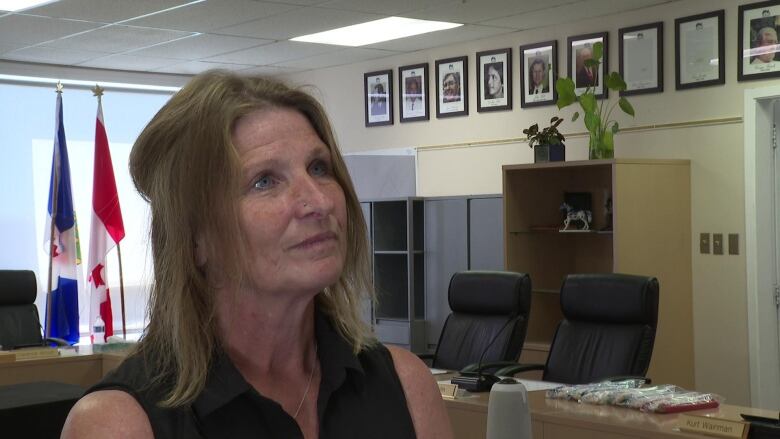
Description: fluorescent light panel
xmin=291 ymin=17 xmax=462 ymax=47
xmin=0 ymin=0 xmax=58 ymax=12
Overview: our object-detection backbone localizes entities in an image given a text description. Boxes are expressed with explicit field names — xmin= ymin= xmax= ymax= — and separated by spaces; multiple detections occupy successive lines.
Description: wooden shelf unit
xmin=503 ymin=159 xmax=694 ymax=388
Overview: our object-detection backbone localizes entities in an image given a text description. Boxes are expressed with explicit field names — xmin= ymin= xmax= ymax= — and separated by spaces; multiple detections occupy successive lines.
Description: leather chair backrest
xmin=543 ymin=273 xmax=659 ymax=384
xmin=0 ymin=270 xmax=44 ymax=349
xmin=433 ymin=271 xmax=531 ymax=371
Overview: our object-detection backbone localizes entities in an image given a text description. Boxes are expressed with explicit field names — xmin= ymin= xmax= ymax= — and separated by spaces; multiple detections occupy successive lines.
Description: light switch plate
xmin=728 ymin=234 xmax=739 ymax=255
xmin=713 ymin=233 xmax=723 ymax=255
xmin=699 ymin=233 xmax=710 ymax=254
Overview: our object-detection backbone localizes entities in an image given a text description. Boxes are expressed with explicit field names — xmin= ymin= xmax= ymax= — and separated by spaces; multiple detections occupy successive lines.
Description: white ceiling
xmin=0 ymin=0 xmax=676 ymax=77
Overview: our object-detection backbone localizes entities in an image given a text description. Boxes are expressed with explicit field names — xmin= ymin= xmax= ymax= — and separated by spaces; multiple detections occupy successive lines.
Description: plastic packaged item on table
xmin=639 ymin=391 xmax=723 ymax=414
xmin=609 ymin=385 xmax=681 ymax=409
xmin=546 ymin=379 xmax=645 ymax=402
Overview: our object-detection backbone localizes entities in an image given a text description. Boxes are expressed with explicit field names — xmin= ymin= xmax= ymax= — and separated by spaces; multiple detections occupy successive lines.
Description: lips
xmin=290 ymin=232 xmax=338 ymax=250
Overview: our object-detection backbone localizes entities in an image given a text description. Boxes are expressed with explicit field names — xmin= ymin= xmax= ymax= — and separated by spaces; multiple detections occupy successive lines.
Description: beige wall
xmin=289 ymin=0 xmax=775 ymax=406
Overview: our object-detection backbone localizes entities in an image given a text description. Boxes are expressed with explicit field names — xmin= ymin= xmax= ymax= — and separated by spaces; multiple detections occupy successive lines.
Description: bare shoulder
xmin=386 ymin=345 xmax=454 ymax=439
xmin=61 ymin=390 xmax=153 ymax=439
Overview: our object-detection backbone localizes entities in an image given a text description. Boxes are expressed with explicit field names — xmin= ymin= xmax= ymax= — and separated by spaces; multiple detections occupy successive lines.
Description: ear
xmin=194 ymin=234 xmax=208 ymax=267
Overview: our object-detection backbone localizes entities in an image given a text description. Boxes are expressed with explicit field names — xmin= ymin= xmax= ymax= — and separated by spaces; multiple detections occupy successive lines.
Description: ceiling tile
xmin=406 ymin=0 xmax=578 ymax=25
xmin=205 ymin=40 xmax=339 ymax=65
xmin=45 ymin=24 xmax=196 ymax=53
xmin=217 ymin=6 xmax=382 ymax=40
xmin=24 ymin=0 xmax=192 ymax=23
xmin=365 ymin=24 xmax=514 ymax=52
xmin=0 ymin=14 xmax=102 ymax=46
xmin=124 ymin=0 xmax=298 ymax=32
xmin=318 ymin=0 xmax=449 ymax=15
xmin=482 ymin=0 xmax=674 ymax=29
xmin=153 ymin=60 xmax=256 ymax=74
xmin=130 ymin=34 xmax=272 ymax=60
xmin=3 ymin=45 xmax=108 ymax=64
xmin=238 ymin=65 xmax=304 ymax=75
xmin=78 ymin=53 xmax=181 ymax=71
xmin=0 ymin=42 xmax=23 ymax=56
xmin=274 ymin=47 xmax=398 ymax=69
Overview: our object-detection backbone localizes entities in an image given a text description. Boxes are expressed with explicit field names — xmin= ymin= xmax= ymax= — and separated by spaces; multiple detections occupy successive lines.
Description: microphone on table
xmin=451 ymin=314 xmax=520 ymax=392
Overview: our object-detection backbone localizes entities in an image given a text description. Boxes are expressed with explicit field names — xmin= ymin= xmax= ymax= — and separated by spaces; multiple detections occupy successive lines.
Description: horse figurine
xmin=560 ymin=202 xmax=592 ymax=231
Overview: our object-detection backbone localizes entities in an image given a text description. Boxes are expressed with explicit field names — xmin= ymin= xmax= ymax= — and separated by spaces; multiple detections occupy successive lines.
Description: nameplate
xmin=438 ymin=382 xmax=458 ymax=399
xmin=14 ymin=347 xmax=60 ymax=361
xmin=677 ymin=414 xmax=748 ymax=439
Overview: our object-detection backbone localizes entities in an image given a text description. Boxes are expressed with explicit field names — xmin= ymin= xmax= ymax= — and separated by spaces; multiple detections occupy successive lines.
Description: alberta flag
xmin=44 ymin=92 xmax=81 ymax=344
xmin=88 ymin=96 xmax=125 ymax=343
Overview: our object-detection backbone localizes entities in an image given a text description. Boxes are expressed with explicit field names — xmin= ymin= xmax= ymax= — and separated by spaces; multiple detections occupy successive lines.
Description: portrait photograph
xmin=619 ymin=22 xmax=663 ymax=96
xmin=476 ymin=48 xmax=512 ymax=112
xmin=520 ymin=40 xmax=557 ymax=108
xmin=435 ymin=56 xmax=468 ymax=118
xmin=739 ymin=1 xmax=780 ymax=81
xmin=364 ymin=69 xmax=393 ymax=127
xmin=675 ymin=10 xmax=725 ymax=90
xmin=398 ymin=63 xmax=429 ymax=122
xmin=567 ymin=32 xmax=608 ymax=99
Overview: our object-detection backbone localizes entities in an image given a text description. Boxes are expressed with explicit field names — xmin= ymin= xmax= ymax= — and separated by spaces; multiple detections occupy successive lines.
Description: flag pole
xmin=45 ymin=81 xmax=64 ymax=339
xmin=117 ymin=243 xmax=126 ymax=339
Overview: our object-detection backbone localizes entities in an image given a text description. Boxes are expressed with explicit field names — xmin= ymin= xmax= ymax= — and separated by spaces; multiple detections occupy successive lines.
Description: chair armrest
xmin=494 ymin=363 xmax=545 ymax=377
xmin=460 ymin=361 xmax=520 ymax=375
xmin=44 ymin=337 xmax=71 ymax=347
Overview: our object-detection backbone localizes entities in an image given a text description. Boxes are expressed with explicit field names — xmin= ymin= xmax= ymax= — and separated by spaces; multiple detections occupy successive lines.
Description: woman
xmin=484 ymin=62 xmax=504 ymax=99
xmin=62 ymin=71 xmax=452 ymax=439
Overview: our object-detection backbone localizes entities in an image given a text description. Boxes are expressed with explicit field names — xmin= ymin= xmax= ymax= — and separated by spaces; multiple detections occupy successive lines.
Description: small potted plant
xmin=524 ymin=116 xmax=566 ymax=163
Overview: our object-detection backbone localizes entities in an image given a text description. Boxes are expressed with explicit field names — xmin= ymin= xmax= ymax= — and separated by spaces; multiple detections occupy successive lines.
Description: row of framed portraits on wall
xmin=364 ymin=0 xmax=780 ymax=127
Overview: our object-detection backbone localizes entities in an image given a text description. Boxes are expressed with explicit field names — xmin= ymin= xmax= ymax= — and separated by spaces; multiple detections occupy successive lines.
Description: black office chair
xmin=497 ymin=273 xmax=659 ymax=384
xmin=0 ymin=270 xmax=69 ymax=349
xmin=421 ymin=271 xmax=532 ymax=372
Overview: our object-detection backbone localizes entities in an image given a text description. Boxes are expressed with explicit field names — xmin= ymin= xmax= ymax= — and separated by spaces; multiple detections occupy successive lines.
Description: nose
xmin=293 ymin=173 xmax=335 ymax=218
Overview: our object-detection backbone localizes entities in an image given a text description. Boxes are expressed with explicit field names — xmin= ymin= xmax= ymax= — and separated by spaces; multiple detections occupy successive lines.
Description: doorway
xmin=744 ymin=87 xmax=780 ymax=410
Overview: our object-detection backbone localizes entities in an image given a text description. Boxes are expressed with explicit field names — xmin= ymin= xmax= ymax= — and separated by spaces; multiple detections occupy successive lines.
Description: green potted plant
xmin=555 ymin=41 xmax=634 ymax=159
xmin=524 ymin=116 xmax=565 ymax=163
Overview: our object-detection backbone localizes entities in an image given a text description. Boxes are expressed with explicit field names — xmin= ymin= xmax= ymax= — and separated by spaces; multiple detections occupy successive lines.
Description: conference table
xmin=441 ymin=375 xmax=779 ymax=439
xmin=0 ymin=346 xmax=126 ymax=388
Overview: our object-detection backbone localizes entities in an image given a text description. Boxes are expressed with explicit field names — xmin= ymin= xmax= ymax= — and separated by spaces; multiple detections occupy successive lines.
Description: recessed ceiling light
xmin=0 ymin=0 xmax=59 ymax=12
xmin=291 ymin=17 xmax=462 ymax=47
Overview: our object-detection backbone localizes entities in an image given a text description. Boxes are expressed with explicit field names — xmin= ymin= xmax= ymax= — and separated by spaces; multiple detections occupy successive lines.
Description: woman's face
xmin=487 ymin=66 xmax=502 ymax=96
xmin=231 ymin=108 xmax=347 ymax=298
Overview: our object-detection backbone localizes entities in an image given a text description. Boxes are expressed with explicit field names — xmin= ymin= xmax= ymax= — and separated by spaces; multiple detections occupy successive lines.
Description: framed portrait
xmin=476 ymin=48 xmax=512 ymax=112
xmin=619 ymin=22 xmax=663 ymax=96
xmin=568 ymin=32 xmax=608 ymax=99
xmin=435 ymin=56 xmax=468 ymax=118
xmin=520 ymin=40 xmax=558 ymax=108
xmin=739 ymin=1 xmax=780 ymax=81
xmin=398 ymin=63 xmax=429 ymax=122
xmin=675 ymin=10 xmax=725 ymax=90
xmin=364 ymin=69 xmax=393 ymax=127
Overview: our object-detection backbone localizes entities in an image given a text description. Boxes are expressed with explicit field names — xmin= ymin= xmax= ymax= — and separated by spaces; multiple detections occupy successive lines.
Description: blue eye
xmin=309 ymin=160 xmax=330 ymax=177
xmin=253 ymin=175 xmax=277 ymax=191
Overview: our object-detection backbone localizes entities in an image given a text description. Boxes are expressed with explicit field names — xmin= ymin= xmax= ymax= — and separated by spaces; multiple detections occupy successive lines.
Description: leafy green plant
xmin=523 ymin=116 xmax=565 ymax=149
xmin=555 ymin=41 xmax=635 ymax=159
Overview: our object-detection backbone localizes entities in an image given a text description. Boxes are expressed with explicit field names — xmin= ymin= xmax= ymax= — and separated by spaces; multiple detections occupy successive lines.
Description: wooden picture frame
xmin=435 ymin=56 xmax=468 ymax=118
xmin=520 ymin=40 xmax=558 ymax=108
xmin=364 ymin=69 xmax=393 ymax=127
xmin=476 ymin=48 xmax=512 ymax=112
xmin=738 ymin=0 xmax=780 ymax=81
xmin=675 ymin=10 xmax=725 ymax=90
xmin=619 ymin=22 xmax=664 ymax=96
xmin=398 ymin=63 xmax=429 ymax=122
xmin=567 ymin=32 xmax=608 ymax=99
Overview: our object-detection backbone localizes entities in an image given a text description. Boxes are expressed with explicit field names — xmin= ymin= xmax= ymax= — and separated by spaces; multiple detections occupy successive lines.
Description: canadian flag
xmin=87 ymin=97 xmax=125 ymax=343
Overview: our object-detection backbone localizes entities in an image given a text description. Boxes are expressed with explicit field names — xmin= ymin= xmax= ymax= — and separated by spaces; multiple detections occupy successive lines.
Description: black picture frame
xmin=398 ymin=63 xmax=429 ymax=123
xmin=435 ymin=56 xmax=469 ymax=118
xmin=619 ymin=22 xmax=664 ymax=96
xmin=567 ymin=32 xmax=608 ymax=99
xmin=738 ymin=0 xmax=780 ymax=81
xmin=476 ymin=48 xmax=512 ymax=112
xmin=675 ymin=10 xmax=725 ymax=90
xmin=519 ymin=40 xmax=558 ymax=108
xmin=364 ymin=69 xmax=393 ymax=127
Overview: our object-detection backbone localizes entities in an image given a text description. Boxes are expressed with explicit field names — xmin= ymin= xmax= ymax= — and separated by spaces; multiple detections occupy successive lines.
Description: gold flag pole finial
xmin=55 ymin=81 xmax=64 ymax=94
xmin=92 ymin=84 xmax=104 ymax=98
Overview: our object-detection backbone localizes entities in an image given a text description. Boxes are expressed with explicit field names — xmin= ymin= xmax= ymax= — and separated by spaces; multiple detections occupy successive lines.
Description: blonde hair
xmin=129 ymin=70 xmax=374 ymax=407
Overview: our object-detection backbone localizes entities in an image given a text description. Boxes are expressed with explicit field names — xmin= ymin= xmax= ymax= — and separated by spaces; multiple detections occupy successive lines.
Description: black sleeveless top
xmin=88 ymin=312 xmax=417 ymax=439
